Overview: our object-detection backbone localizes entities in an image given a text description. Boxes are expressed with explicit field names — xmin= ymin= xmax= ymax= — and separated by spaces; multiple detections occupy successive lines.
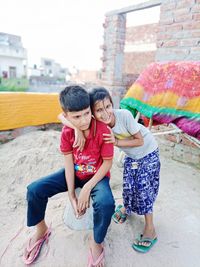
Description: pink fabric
xmin=153 ymin=114 xmax=200 ymax=140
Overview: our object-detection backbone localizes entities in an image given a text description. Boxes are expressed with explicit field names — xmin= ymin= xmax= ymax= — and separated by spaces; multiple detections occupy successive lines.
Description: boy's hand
xmin=103 ymin=126 xmax=115 ymax=143
xmin=73 ymin=129 xmax=86 ymax=152
xmin=77 ymin=185 xmax=91 ymax=214
xmin=69 ymin=195 xmax=79 ymax=218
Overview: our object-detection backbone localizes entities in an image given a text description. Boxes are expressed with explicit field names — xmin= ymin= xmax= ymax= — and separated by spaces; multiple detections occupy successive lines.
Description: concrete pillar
xmin=100 ymin=13 xmax=126 ymax=108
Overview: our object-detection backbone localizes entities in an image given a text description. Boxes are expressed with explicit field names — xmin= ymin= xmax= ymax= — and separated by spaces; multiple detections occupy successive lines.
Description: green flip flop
xmin=132 ymin=235 xmax=158 ymax=253
xmin=112 ymin=204 xmax=127 ymax=224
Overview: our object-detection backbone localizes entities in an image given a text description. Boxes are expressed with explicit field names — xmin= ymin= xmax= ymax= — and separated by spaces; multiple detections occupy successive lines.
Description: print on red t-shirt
xmin=60 ymin=118 xmax=113 ymax=180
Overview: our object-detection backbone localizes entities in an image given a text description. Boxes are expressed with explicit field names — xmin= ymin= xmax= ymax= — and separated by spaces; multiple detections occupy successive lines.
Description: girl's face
xmin=93 ymin=97 xmax=115 ymax=126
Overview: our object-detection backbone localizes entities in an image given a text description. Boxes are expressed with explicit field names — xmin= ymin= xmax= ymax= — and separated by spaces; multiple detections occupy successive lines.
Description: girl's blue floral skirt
xmin=123 ymin=149 xmax=160 ymax=215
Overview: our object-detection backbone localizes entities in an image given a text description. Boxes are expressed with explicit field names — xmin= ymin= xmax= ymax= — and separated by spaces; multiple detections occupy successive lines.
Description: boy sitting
xmin=23 ymin=85 xmax=115 ymax=267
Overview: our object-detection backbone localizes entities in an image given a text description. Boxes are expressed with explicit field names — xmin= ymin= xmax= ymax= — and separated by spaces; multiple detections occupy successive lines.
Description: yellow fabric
xmin=126 ymin=85 xmax=200 ymax=113
xmin=0 ymin=92 xmax=62 ymax=130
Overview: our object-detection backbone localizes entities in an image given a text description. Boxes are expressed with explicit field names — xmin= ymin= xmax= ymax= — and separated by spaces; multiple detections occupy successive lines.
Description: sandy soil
xmin=0 ymin=130 xmax=199 ymax=267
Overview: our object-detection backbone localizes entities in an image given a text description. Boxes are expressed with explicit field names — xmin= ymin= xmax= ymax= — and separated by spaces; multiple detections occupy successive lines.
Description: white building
xmin=28 ymin=58 xmax=68 ymax=81
xmin=27 ymin=65 xmax=42 ymax=78
xmin=40 ymin=58 xmax=68 ymax=79
xmin=0 ymin=32 xmax=27 ymax=79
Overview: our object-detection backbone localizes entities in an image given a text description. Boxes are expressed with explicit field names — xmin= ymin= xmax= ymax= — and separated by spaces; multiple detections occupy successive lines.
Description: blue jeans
xmin=26 ymin=168 xmax=115 ymax=243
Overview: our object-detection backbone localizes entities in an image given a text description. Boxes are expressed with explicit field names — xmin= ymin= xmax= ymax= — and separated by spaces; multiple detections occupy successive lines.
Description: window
xmin=9 ymin=67 xmax=17 ymax=78
xmin=44 ymin=60 xmax=52 ymax=66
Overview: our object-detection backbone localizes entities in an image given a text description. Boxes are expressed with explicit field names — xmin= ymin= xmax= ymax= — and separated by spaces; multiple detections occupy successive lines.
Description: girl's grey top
xmin=112 ymin=109 xmax=158 ymax=160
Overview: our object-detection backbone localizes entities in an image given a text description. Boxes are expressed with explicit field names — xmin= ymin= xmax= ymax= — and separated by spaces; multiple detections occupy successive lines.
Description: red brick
xmin=174 ymin=13 xmax=193 ymax=22
xmin=176 ymin=0 xmax=196 ymax=8
xmin=161 ymin=3 xmax=176 ymax=12
xmin=180 ymin=38 xmax=200 ymax=46
xmin=163 ymin=40 xmax=180 ymax=47
xmin=174 ymin=7 xmax=191 ymax=15
xmin=180 ymin=135 xmax=198 ymax=148
xmin=165 ymin=24 xmax=183 ymax=32
xmin=157 ymin=32 xmax=172 ymax=40
xmin=192 ymin=13 xmax=200 ymax=20
xmin=173 ymin=30 xmax=192 ymax=39
xmin=183 ymin=22 xmax=200 ymax=30
xmin=191 ymin=47 xmax=200 ymax=53
xmin=191 ymin=30 xmax=200 ymax=37
xmin=123 ymin=51 xmax=155 ymax=74
xmin=160 ymin=17 xmax=174 ymax=25
xmin=166 ymin=134 xmax=178 ymax=143
xmin=165 ymin=134 xmax=198 ymax=148
xmin=191 ymin=4 xmax=200 ymax=13
xmin=157 ymin=47 xmax=190 ymax=57
xmin=126 ymin=24 xmax=158 ymax=43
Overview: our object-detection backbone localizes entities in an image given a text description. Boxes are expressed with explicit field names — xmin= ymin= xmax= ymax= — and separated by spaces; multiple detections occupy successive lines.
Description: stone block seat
xmin=63 ymin=188 xmax=93 ymax=231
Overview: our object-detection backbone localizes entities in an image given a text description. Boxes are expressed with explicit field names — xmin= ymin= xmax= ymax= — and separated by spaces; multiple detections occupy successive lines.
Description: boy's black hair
xmin=59 ymin=85 xmax=90 ymax=112
xmin=89 ymin=87 xmax=113 ymax=108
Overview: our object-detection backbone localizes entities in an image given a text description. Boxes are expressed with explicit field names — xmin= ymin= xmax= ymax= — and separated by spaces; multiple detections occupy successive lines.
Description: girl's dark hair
xmin=89 ymin=87 xmax=113 ymax=108
xmin=59 ymin=85 xmax=90 ymax=112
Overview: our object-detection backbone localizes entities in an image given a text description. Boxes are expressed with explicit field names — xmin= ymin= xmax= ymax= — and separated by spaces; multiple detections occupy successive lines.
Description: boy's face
xmin=64 ymin=106 xmax=92 ymax=131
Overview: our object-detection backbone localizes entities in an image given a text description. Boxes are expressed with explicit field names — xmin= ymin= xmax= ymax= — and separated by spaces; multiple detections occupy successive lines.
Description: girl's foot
xmin=132 ymin=235 xmax=157 ymax=253
xmin=112 ymin=205 xmax=127 ymax=224
xmin=134 ymin=228 xmax=157 ymax=247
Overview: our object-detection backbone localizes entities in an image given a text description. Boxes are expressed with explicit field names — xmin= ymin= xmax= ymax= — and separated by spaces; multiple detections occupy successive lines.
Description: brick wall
xmin=122 ymin=73 xmax=139 ymax=90
xmin=156 ymin=0 xmax=200 ymax=61
xmin=123 ymin=51 xmax=155 ymax=76
xmin=121 ymin=24 xmax=158 ymax=88
xmin=71 ymin=70 xmax=99 ymax=84
xmin=125 ymin=24 xmax=158 ymax=44
xmin=101 ymin=1 xmax=200 ymax=87
xmin=156 ymin=134 xmax=200 ymax=168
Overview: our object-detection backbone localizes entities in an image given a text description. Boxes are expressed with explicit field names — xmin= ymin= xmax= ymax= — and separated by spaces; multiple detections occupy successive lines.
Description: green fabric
xmin=120 ymin=97 xmax=200 ymax=120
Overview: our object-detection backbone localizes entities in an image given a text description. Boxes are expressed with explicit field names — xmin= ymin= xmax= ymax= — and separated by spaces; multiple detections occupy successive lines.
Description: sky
xmin=0 ymin=0 xmax=160 ymax=71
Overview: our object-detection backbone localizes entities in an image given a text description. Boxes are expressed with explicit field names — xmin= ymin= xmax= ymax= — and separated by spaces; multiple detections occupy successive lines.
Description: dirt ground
xmin=0 ymin=130 xmax=199 ymax=267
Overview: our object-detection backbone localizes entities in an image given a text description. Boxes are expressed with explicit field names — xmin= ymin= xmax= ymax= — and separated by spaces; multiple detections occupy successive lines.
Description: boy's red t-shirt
xmin=60 ymin=118 xmax=114 ymax=180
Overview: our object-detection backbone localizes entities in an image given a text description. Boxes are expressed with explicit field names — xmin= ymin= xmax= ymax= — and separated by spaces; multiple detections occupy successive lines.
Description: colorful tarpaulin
xmin=120 ymin=61 xmax=200 ymax=140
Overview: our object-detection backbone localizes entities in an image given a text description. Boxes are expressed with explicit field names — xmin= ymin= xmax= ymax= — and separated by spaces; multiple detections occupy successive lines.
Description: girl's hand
xmin=103 ymin=126 xmax=115 ymax=144
xmin=77 ymin=185 xmax=91 ymax=215
xmin=73 ymin=129 xmax=86 ymax=151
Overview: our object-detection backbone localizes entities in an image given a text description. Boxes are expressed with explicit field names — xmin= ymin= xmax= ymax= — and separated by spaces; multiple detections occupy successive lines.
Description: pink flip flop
xmin=23 ymin=227 xmax=51 ymax=265
xmin=87 ymin=247 xmax=105 ymax=267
